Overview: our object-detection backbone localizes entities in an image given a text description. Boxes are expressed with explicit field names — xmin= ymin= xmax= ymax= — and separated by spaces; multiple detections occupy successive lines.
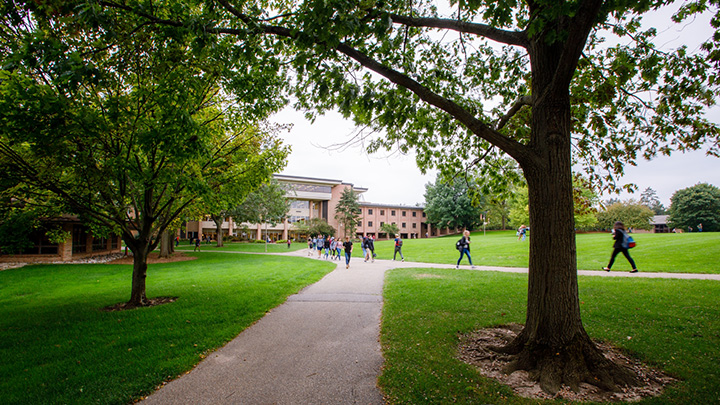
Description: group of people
xmin=307 ymin=235 xmax=356 ymax=269
xmin=303 ymin=224 xmax=640 ymax=274
xmin=306 ymin=234 xmax=406 ymax=269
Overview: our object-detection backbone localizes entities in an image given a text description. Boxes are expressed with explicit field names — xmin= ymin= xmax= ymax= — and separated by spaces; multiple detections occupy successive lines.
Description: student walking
xmin=365 ymin=236 xmax=376 ymax=262
xmin=330 ymin=238 xmax=337 ymax=260
xmin=194 ymin=238 xmax=201 ymax=252
xmin=307 ymin=238 xmax=314 ymax=256
xmin=335 ymin=240 xmax=342 ymax=260
xmin=393 ymin=234 xmax=404 ymax=261
xmin=323 ymin=237 xmax=331 ymax=259
xmin=603 ymin=221 xmax=638 ymax=273
xmin=342 ymin=236 xmax=353 ymax=269
xmin=455 ymin=230 xmax=475 ymax=268
xmin=517 ymin=225 xmax=528 ymax=241
xmin=316 ymin=235 xmax=324 ymax=259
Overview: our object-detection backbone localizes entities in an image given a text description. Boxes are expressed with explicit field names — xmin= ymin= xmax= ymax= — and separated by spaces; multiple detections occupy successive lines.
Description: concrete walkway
xmin=143 ymin=249 xmax=720 ymax=404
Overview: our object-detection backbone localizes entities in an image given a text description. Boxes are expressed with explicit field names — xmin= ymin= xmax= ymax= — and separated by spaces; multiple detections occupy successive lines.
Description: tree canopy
xmin=597 ymin=200 xmax=655 ymax=231
xmin=0 ymin=2 xmax=288 ymax=306
xmin=640 ymin=187 xmax=667 ymax=215
xmin=424 ymin=176 xmax=484 ymax=230
xmin=334 ymin=188 xmax=362 ymax=238
xmin=667 ymin=183 xmax=720 ymax=231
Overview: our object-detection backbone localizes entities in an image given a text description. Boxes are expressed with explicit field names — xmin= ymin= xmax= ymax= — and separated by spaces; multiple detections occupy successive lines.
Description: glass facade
xmin=291 ymin=184 xmax=332 ymax=193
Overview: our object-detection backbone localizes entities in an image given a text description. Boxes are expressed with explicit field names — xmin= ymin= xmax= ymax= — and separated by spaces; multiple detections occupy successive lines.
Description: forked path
xmin=143 ymin=249 xmax=720 ymax=404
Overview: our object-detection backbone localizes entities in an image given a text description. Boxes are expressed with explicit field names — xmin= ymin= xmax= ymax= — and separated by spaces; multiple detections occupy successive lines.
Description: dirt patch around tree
xmin=102 ymin=296 xmax=179 ymax=312
xmin=458 ymin=323 xmax=677 ymax=402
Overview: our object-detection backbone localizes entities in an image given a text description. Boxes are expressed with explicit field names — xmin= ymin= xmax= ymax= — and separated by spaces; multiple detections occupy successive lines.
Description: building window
xmin=72 ymin=225 xmax=88 ymax=254
xmin=380 ymin=210 xmax=385 ymax=215
xmin=20 ymin=229 xmax=59 ymax=255
xmin=380 ymin=222 xmax=384 ymax=226
xmin=402 ymin=223 xmax=407 ymax=228
xmin=422 ymin=212 xmax=426 ymax=217
xmin=368 ymin=209 xmax=373 ymax=215
xmin=92 ymin=236 xmax=109 ymax=252
xmin=412 ymin=223 xmax=417 ymax=228
xmin=391 ymin=210 xmax=396 ymax=216
xmin=368 ymin=221 xmax=373 ymax=227
xmin=291 ymin=200 xmax=310 ymax=209
xmin=412 ymin=212 xmax=417 ymax=217
xmin=402 ymin=211 xmax=406 ymax=216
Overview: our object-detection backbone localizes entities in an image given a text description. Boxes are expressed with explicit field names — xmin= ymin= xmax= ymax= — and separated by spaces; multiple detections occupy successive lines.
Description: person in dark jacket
xmin=342 ymin=236 xmax=353 ymax=269
xmin=603 ymin=221 xmax=638 ymax=273
xmin=364 ymin=236 xmax=375 ymax=262
xmin=456 ymin=230 xmax=475 ymax=269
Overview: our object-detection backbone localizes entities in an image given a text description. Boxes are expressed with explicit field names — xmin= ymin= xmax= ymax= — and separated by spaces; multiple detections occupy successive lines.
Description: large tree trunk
xmin=212 ymin=214 xmax=224 ymax=247
xmin=498 ymin=37 xmax=636 ymax=394
xmin=159 ymin=229 xmax=172 ymax=258
xmin=128 ymin=245 xmax=149 ymax=307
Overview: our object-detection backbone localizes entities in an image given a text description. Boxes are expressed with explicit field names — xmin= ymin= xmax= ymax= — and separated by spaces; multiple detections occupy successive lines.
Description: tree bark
xmin=159 ymin=229 xmax=172 ymax=258
xmin=128 ymin=244 xmax=149 ymax=307
xmin=212 ymin=214 xmax=224 ymax=247
xmin=496 ymin=36 xmax=637 ymax=394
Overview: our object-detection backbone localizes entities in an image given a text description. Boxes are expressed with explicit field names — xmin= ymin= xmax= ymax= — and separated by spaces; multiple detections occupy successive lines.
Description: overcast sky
xmin=272 ymin=4 xmax=720 ymax=208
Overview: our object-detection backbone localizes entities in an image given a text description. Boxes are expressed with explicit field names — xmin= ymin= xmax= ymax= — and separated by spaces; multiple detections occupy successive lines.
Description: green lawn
xmin=370 ymin=231 xmax=720 ymax=273
xmin=175 ymin=240 xmax=307 ymax=253
xmin=0 ymin=253 xmax=334 ymax=405
xmin=380 ymin=268 xmax=720 ymax=404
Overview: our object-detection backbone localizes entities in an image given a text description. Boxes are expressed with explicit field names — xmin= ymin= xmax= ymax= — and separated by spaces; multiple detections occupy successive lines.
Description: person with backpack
xmin=393 ymin=234 xmax=404 ymax=261
xmin=455 ymin=230 xmax=475 ymax=269
xmin=365 ymin=235 xmax=376 ymax=262
xmin=603 ymin=221 xmax=638 ymax=273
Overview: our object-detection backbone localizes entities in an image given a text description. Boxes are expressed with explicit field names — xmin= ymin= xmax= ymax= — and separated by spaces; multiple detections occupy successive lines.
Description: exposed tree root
xmin=459 ymin=324 xmax=676 ymax=402
xmin=102 ymin=296 xmax=178 ymax=311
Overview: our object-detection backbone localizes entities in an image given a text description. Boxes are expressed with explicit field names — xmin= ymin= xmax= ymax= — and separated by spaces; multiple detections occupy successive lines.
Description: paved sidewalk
xmin=143 ymin=253 xmax=389 ymax=405
xmin=144 ymin=248 xmax=720 ymax=404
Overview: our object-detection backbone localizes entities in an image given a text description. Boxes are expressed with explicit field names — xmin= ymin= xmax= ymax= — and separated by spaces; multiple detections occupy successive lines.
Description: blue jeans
xmin=345 ymin=252 xmax=351 ymax=265
xmin=457 ymin=248 xmax=473 ymax=266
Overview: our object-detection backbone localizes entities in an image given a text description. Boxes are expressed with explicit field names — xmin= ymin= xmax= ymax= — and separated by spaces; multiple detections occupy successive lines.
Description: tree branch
xmin=550 ymin=0 xmax=605 ymax=92
xmin=495 ymin=95 xmax=532 ymax=131
xmin=389 ymin=14 xmax=529 ymax=48
xmin=334 ymin=42 xmax=535 ymax=166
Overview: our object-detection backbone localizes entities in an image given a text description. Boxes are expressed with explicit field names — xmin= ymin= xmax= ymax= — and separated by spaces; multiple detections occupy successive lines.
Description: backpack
xmin=621 ymin=230 xmax=636 ymax=249
xmin=396 ymin=238 xmax=403 ymax=247
xmin=456 ymin=238 xmax=463 ymax=250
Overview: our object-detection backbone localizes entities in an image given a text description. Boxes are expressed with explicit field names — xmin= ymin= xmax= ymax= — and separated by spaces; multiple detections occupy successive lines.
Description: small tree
xmin=596 ymin=201 xmax=654 ymax=231
xmin=640 ymin=187 xmax=666 ymax=215
xmin=668 ymin=183 xmax=720 ymax=232
xmin=232 ymin=180 xmax=290 ymax=251
xmin=334 ymin=188 xmax=362 ymax=238
xmin=424 ymin=176 xmax=483 ymax=231
xmin=379 ymin=222 xmax=400 ymax=239
xmin=307 ymin=218 xmax=336 ymax=237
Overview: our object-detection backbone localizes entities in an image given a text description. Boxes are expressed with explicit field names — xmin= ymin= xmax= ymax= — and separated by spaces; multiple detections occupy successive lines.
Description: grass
xmin=379 ymin=268 xmax=720 ymax=404
xmin=369 ymin=230 xmax=720 ymax=273
xmin=175 ymin=240 xmax=307 ymax=253
xmin=0 ymin=252 xmax=334 ymax=405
